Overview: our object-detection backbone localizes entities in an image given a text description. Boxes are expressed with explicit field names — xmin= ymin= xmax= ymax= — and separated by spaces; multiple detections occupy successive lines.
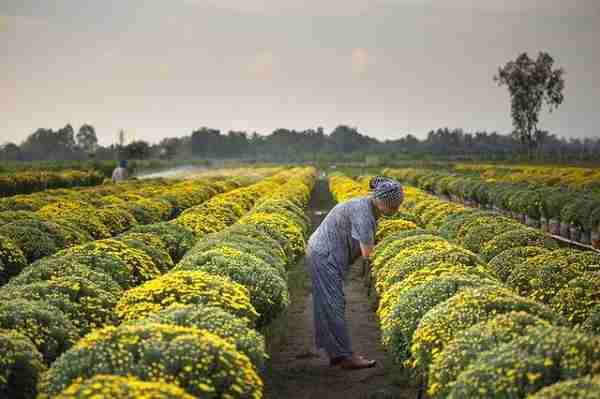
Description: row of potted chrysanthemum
xmin=0 ymin=169 xmax=106 ymax=197
xmin=0 ymin=168 xmax=304 ymax=399
xmin=369 ymin=211 xmax=600 ymax=398
xmin=384 ymin=167 xmax=600 ymax=249
xmin=326 ymin=172 xmax=600 ymax=398
xmin=0 ymin=168 xmax=280 ymax=283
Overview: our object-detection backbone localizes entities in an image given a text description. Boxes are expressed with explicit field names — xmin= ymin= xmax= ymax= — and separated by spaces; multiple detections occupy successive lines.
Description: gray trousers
xmin=305 ymin=251 xmax=353 ymax=359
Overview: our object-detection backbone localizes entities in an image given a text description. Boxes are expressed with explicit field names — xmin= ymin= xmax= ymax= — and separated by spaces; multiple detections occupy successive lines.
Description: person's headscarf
xmin=119 ymin=159 xmax=127 ymax=168
xmin=369 ymin=175 xmax=403 ymax=208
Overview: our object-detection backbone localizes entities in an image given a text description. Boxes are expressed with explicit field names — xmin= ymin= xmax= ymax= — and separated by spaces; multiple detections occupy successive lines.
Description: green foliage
xmin=0 ymin=276 xmax=119 ymax=335
xmin=0 ymin=234 xmax=27 ymax=285
xmin=495 ymin=52 xmax=565 ymax=155
xmin=6 ymin=258 xmax=122 ymax=296
xmin=128 ymin=222 xmax=195 ymax=263
xmin=428 ymin=311 xmax=554 ymax=399
xmin=447 ymin=326 xmax=600 ymax=398
xmin=380 ymin=273 xmax=495 ymax=363
xmin=129 ymin=304 xmax=268 ymax=370
xmin=0 ymin=299 xmax=79 ymax=363
xmin=480 ymin=227 xmax=559 ymax=261
xmin=528 ymin=375 xmax=600 ymax=399
xmin=0 ymin=223 xmax=57 ymax=263
xmin=0 ymin=329 xmax=46 ymax=399
xmin=487 ymin=246 xmax=551 ymax=282
xmin=175 ymin=248 xmax=289 ymax=327
xmin=40 ymin=323 xmax=262 ymax=399
xmin=55 ymin=375 xmax=196 ymax=399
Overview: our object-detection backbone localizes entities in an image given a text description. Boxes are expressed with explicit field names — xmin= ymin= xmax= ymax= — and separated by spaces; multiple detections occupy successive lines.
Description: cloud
xmin=247 ymin=50 xmax=277 ymax=79
xmin=351 ymin=48 xmax=371 ymax=76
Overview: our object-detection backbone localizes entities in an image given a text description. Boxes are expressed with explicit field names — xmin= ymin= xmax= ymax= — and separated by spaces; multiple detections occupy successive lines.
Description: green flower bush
xmin=116 ymin=237 xmax=174 ymax=273
xmin=0 ymin=299 xmax=79 ymax=363
xmin=96 ymin=205 xmax=138 ymax=235
xmin=371 ymin=228 xmax=428 ymax=259
xmin=437 ymin=210 xmax=489 ymax=240
xmin=454 ymin=214 xmax=505 ymax=242
xmin=6 ymin=258 xmax=122 ymax=296
xmin=0 ymin=222 xmax=57 ymax=263
xmin=0 ymin=329 xmax=46 ymax=399
xmin=125 ymin=197 xmax=173 ymax=224
xmin=582 ymin=304 xmax=600 ymax=335
xmin=189 ymin=228 xmax=287 ymax=275
xmin=41 ymin=252 xmax=133 ymax=289
xmin=0 ymin=276 xmax=119 ymax=335
xmin=115 ymin=271 xmax=258 ymax=325
xmin=410 ymin=286 xmax=566 ymax=373
xmin=377 ymin=263 xmax=497 ymax=337
xmin=129 ymin=304 xmax=268 ymax=370
xmin=59 ymin=239 xmax=162 ymax=286
xmin=460 ymin=219 xmax=520 ymax=253
xmin=56 ymin=212 xmax=112 ymax=240
xmin=375 ymin=219 xmax=418 ymax=243
xmin=0 ymin=234 xmax=27 ymax=285
xmin=447 ymin=325 xmax=600 ymax=398
xmin=17 ymin=219 xmax=91 ymax=250
xmin=480 ymin=227 xmax=559 ymax=261
xmin=55 ymin=375 xmax=195 ymax=399
xmin=175 ymin=248 xmax=289 ymax=327
xmin=487 ymin=246 xmax=551 ymax=282
xmin=40 ymin=323 xmax=263 ymax=399
xmin=505 ymin=252 xmax=580 ymax=303
xmin=127 ymin=222 xmax=195 ymax=263
xmin=428 ymin=311 xmax=554 ymax=399
xmin=371 ymin=234 xmax=448 ymax=276
xmin=551 ymin=272 xmax=600 ymax=326
xmin=528 ymin=375 xmax=600 ymax=399
xmin=375 ymin=246 xmax=482 ymax=295
xmin=379 ymin=273 xmax=496 ymax=363
xmin=239 ymin=211 xmax=305 ymax=261
xmin=0 ymin=210 xmax=44 ymax=226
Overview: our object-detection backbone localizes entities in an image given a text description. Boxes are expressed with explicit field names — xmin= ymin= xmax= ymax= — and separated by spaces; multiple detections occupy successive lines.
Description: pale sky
xmin=2 ymin=0 xmax=599 ymax=146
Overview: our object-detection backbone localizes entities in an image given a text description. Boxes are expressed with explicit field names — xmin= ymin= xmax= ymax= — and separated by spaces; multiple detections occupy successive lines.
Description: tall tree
xmin=494 ymin=52 xmax=565 ymax=158
xmin=76 ymin=124 xmax=98 ymax=153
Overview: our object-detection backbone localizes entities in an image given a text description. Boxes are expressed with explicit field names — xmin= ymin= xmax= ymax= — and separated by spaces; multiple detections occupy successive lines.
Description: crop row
xmin=0 ymin=167 xmax=315 ymax=399
xmin=0 ymin=170 xmax=106 ymax=198
xmin=453 ymin=163 xmax=600 ymax=192
xmin=384 ymin=167 xmax=600 ymax=248
xmin=0 ymin=168 xmax=281 ymax=284
xmin=329 ymin=173 xmax=600 ymax=398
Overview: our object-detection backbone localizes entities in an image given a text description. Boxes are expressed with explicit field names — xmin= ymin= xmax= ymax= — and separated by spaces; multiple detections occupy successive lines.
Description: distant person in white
xmin=112 ymin=159 xmax=128 ymax=183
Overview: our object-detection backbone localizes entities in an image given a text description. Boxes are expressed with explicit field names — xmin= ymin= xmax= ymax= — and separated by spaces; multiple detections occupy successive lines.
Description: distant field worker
xmin=111 ymin=159 xmax=129 ymax=183
xmin=306 ymin=176 xmax=403 ymax=370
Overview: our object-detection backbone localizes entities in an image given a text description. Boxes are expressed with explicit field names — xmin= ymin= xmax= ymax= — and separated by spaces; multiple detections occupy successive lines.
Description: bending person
xmin=306 ymin=176 xmax=403 ymax=370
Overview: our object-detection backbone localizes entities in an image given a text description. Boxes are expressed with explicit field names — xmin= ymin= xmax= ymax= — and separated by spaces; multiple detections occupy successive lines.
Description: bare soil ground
xmin=260 ymin=178 xmax=419 ymax=399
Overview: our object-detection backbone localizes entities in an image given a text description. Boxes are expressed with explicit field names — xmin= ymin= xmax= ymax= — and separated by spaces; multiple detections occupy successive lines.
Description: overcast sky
xmin=2 ymin=0 xmax=599 ymax=146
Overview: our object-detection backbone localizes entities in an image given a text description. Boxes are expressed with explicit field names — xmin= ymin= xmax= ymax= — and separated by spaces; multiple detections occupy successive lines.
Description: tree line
xmin=2 ymin=123 xmax=600 ymax=164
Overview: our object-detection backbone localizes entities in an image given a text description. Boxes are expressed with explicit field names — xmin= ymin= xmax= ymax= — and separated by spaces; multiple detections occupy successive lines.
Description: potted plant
xmin=524 ymin=190 xmax=542 ymax=228
xmin=589 ymin=205 xmax=600 ymax=249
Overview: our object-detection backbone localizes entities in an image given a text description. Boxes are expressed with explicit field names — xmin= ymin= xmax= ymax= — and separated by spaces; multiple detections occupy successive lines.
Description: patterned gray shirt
xmin=308 ymin=196 xmax=377 ymax=269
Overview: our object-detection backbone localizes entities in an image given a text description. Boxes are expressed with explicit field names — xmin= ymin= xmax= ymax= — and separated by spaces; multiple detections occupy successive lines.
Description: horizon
xmin=3 ymin=0 xmax=600 ymax=146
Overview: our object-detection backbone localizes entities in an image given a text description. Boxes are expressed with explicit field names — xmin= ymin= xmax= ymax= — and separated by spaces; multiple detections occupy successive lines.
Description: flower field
xmin=0 ymin=166 xmax=316 ymax=399
xmin=330 ymin=172 xmax=600 ymax=398
xmin=0 ymin=170 xmax=105 ymax=197
xmin=383 ymin=166 xmax=600 ymax=249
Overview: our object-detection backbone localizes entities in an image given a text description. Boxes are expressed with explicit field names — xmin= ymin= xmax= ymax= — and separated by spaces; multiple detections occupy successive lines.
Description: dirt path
xmin=261 ymin=178 xmax=418 ymax=399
